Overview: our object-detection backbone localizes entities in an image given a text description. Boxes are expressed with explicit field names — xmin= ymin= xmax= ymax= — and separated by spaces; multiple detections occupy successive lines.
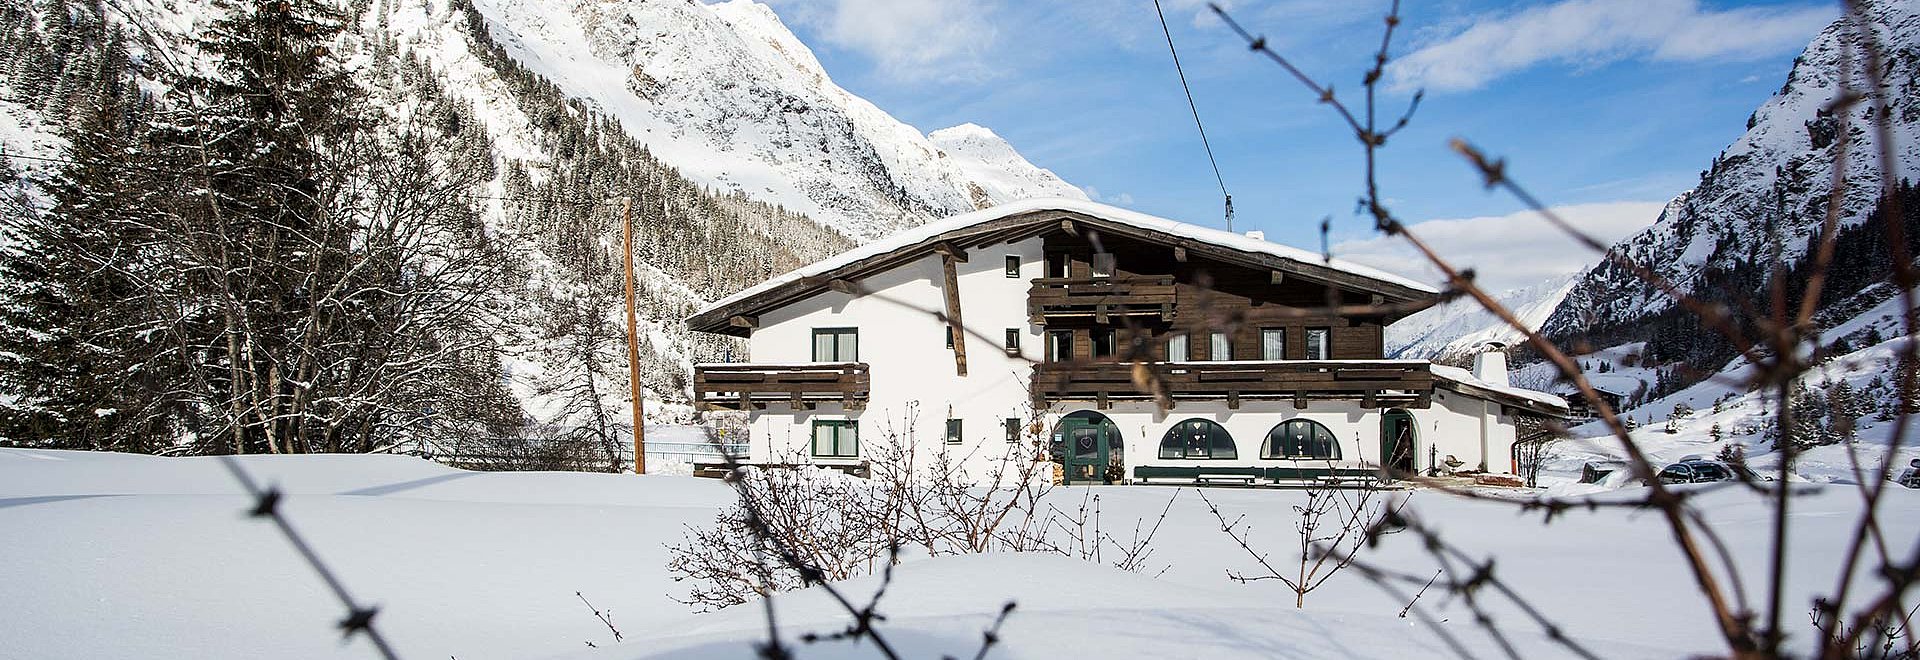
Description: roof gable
xmin=687 ymin=198 xmax=1441 ymax=336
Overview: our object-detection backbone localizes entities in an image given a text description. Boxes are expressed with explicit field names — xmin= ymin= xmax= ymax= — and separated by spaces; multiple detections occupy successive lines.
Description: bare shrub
xmin=664 ymin=464 xmax=888 ymax=612
xmin=1199 ymin=479 xmax=1406 ymax=608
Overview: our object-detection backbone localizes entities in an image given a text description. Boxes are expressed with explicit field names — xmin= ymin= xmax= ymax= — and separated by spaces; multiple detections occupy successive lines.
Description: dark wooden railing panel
xmin=693 ymin=363 xmax=871 ymax=411
xmin=1027 ymin=276 xmax=1178 ymax=323
xmin=1031 ymin=360 xmax=1433 ymax=409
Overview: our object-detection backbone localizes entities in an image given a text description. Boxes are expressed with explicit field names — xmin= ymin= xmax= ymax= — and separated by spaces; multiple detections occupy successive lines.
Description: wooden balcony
xmin=1027 ymin=276 xmax=1177 ymax=324
xmin=1030 ymin=360 xmax=1433 ymax=410
xmin=693 ymin=363 xmax=871 ymax=411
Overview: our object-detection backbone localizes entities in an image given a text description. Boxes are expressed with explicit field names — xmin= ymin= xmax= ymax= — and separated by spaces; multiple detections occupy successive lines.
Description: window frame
xmin=1045 ymin=253 xmax=1070 ymax=279
xmin=1004 ymin=255 xmax=1021 ymax=278
xmin=1046 ymin=330 xmax=1074 ymax=362
xmin=1260 ymin=328 xmax=1287 ymax=361
xmin=810 ymin=420 xmax=859 ymax=458
xmin=945 ymin=325 xmax=955 ymax=349
xmin=1004 ymin=328 xmax=1021 ymax=353
xmin=1004 ymin=418 xmax=1022 ymax=443
xmin=945 ymin=418 xmax=964 ymax=445
xmin=1305 ymin=327 xmax=1331 ymax=360
xmin=1091 ymin=328 xmax=1116 ymax=359
xmin=1158 ymin=418 xmax=1238 ymax=460
xmin=1208 ymin=332 xmax=1232 ymax=361
xmin=1262 ymin=419 xmax=1343 ymax=461
xmin=1090 ymin=252 xmax=1117 ymax=278
xmin=812 ymin=327 xmax=859 ymax=362
xmin=1167 ymin=333 xmax=1189 ymax=361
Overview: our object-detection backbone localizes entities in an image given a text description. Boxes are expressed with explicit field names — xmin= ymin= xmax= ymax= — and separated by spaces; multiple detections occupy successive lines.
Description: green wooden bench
xmin=1132 ymin=465 xmax=1380 ymax=487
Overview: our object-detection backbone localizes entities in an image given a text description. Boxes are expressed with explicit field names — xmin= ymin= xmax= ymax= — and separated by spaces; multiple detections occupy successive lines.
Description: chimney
xmin=1244 ymin=230 xmax=1265 ymax=241
xmin=1472 ymin=342 xmax=1509 ymax=386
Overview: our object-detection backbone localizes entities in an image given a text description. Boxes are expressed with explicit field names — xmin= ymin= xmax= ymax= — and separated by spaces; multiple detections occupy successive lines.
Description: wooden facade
xmin=1031 ymin=231 xmax=1388 ymax=364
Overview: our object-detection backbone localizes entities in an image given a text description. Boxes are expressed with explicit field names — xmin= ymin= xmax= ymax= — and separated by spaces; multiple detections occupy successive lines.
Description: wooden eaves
xmin=685 ymin=208 xmax=1440 ymax=337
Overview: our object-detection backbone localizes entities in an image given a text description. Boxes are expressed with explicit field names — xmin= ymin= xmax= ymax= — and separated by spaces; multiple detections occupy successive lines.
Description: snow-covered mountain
xmin=0 ymin=0 xmax=1086 ymax=446
xmin=468 ymin=0 xmax=1083 ymax=240
xmin=1542 ymin=0 xmax=1919 ymax=338
xmin=1386 ymin=274 xmax=1577 ymax=361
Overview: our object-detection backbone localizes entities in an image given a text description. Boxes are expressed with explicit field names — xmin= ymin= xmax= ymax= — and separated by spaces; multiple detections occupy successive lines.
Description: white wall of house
xmin=743 ymin=238 xmax=1047 ymax=476
xmin=1040 ymin=392 xmax=1520 ymax=479
xmin=730 ymin=235 xmax=1528 ymax=479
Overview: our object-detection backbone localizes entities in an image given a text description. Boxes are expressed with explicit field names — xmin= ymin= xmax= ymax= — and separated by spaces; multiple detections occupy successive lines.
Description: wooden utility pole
xmin=621 ymin=196 xmax=646 ymax=475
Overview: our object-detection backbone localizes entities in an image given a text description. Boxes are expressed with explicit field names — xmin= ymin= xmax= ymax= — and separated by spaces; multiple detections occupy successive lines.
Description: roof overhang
xmin=687 ymin=200 xmax=1442 ymax=337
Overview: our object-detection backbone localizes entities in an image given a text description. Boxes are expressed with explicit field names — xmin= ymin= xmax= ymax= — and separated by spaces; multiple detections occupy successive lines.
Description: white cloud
xmin=1081 ymin=185 xmax=1134 ymax=206
xmin=763 ymin=0 xmax=1001 ymax=82
xmin=1329 ymin=201 xmax=1668 ymax=292
xmin=1388 ymin=0 xmax=1832 ymax=92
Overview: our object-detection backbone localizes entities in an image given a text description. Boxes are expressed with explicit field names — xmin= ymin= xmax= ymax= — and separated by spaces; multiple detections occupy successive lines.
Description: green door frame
xmin=1380 ymin=409 xmax=1417 ymax=479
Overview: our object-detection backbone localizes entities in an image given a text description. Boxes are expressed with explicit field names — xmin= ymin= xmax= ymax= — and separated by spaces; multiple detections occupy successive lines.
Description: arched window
xmin=1158 ymin=419 xmax=1237 ymax=460
xmin=1264 ymin=419 xmax=1341 ymax=460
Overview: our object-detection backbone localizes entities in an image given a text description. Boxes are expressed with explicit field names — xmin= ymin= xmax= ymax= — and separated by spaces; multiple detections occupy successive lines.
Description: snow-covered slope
xmin=468 ymin=0 xmax=1083 ymax=240
xmin=1387 ymin=274 xmax=1577 ymax=360
xmin=1543 ymin=0 xmax=1919 ymax=336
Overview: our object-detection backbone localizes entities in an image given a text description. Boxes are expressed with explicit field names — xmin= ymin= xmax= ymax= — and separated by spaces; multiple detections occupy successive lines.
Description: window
xmin=1091 ymin=252 xmax=1116 ymax=278
xmin=1261 ymin=328 xmax=1287 ymax=361
xmin=1305 ymin=327 xmax=1330 ymax=360
xmin=1005 ymin=418 xmax=1022 ymax=443
xmin=1209 ymin=332 xmax=1232 ymax=361
xmin=1264 ymin=419 xmax=1342 ymax=460
xmin=1047 ymin=330 xmax=1074 ymax=362
xmin=945 ymin=325 xmax=954 ymax=349
xmin=1005 ymin=255 xmax=1021 ymax=278
xmin=1167 ymin=333 xmax=1189 ymax=361
xmin=1158 ymin=419 xmax=1237 ymax=460
xmin=1005 ymin=328 xmax=1021 ymax=353
xmin=1091 ymin=329 xmax=1116 ymax=359
xmin=812 ymin=328 xmax=858 ymax=362
xmin=811 ymin=420 xmax=858 ymax=458
xmin=1046 ymin=253 xmax=1070 ymax=279
xmin=945 ymin=419 xmax=963 ymax=445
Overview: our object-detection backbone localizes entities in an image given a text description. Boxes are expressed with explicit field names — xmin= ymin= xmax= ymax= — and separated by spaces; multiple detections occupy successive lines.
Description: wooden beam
xmin=941 ymin=253 xmax=969 ymax=377
xmin=1270 ymin=270 xmax=1286 ymax=285
xmin=1097 ymin=391 xmax=1109 ymax=410
xmin=827 ymin=278 xmax=857 ymax=294
xmin=1059 ymin=219 xmax=1077 ymax=235
xmin=1228 ymin=391 xmax=1240 ymax=410
xmin=1173 ymin=246 xmax=1188 ymax=262
xmin=1362 ymin=390 xmax=1377 ymax=409
xmin=932 ymin=242 xmax=969 ymax=263
xmin=1293 ymin=391 xmax=1307 ymax=410
xmin=728 ymin=314 xmax=759 ymax=329
xmin=1370 ymin=293 xmax=1385 ymax=306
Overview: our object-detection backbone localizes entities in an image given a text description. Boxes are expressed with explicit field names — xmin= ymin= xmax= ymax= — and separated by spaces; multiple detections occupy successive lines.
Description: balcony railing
xmin=693 ymin=362 xmax=871 ymax=411
xmin=1030 ymin=360 xmax=1433 ymax=410
xmin=1027 ymin=276 xmax=1177 ymax=324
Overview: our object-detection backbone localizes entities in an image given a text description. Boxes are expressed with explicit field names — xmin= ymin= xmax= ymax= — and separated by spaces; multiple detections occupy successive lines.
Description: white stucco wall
xmin=743 ymin=238 xmax=1046 ymax=476
xmin=1038 ymin=393 xmax=1520 ymax=479
xmin=729 ymin=236 xmax=1526 ymax=479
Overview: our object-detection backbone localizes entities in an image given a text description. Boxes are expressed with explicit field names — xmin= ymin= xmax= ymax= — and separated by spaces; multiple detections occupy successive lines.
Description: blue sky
xmin=751 ymin=0 xmax=1836 ymax=291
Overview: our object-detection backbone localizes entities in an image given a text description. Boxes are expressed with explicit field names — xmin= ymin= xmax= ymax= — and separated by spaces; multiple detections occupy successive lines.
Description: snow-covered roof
xmin=1430 ymin=364 xmax=1571 ymax=416
xmin=691 ymin=198 xmax=1439 ymax=330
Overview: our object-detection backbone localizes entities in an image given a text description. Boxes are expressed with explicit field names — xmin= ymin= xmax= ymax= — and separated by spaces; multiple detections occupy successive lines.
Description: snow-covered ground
xmin=4 ymin=448 xmax=1917 ymax=659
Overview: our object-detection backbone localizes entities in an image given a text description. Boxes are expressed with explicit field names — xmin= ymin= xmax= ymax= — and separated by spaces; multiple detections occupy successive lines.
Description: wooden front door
xmin=1055 ymin=413 xmax=1121 ymax=484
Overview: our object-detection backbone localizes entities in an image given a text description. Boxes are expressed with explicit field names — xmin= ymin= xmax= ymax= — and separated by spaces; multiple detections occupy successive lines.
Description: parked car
xmin=1897 ymin=458 xmax=1920 ymax=490
xmin=1658 ymin=457 xmax=1762 ymax=485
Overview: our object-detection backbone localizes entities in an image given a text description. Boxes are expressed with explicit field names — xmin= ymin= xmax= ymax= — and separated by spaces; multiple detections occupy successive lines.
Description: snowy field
xmin=2 ymin=448 xmax=1917 ymax=659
